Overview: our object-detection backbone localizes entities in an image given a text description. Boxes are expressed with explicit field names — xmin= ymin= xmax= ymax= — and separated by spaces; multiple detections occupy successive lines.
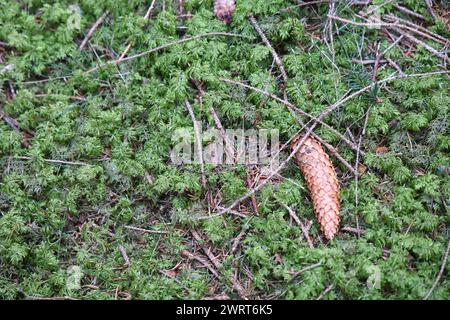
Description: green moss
xmin=0 ymin=0 xmax=449 ymax=300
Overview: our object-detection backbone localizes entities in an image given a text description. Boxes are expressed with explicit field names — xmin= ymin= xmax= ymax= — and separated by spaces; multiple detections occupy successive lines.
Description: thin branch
xmin=87 ymin=32 xmax=247 ymax=73
xmin=220 ymin=78 xmax=363 ymax=156
xmin=13 ymin=156 xmax=88 ymax=166
xmin=280 ymin=202 xmax=314 ymax=248
xmin=290 ymin=262 xmax=322 ymax=280
xmin=341 ymin=225 xmax=366 ymax=234
xmin=181 ymin=250 xmax=219 ymax=277
xmin=249 ymin=14 xmax=288 ymax=86
xmin=329 ymin=14 xmax=450 ymax=47
xmin=185 ymin=100 xmax=207 ymax=188
xmin=394 ymin=4 xmax=425 ymax=20
xmin=79 ymin=11 xmax=109 ymax=50
xmin=118 ymin=0 xmax=157 ymax=61
xmin=316 ymin=284 xmax=334 ymax=300
xmin=124 ymin=225 xmax=169 ymax=234
xmin=231 ymin=228 xmax=248 ymax=255
xmin=425 ymin=0 xmax=438 ymax=22
xmin=208 ymin=105 xmax=235 ymax=163
xmin=384 ymin=14 xmax=448 ymax=46
xmin=400 ymin=31 xmax=450 ymax=64
xmin=354 ymin=108 xmax=370 ymax=238
xmin=118 ymin=245 xmax=131 ymax=266
xmin=191 ymin=230 xmax=221 ymax=269
xmin=424 ymin=239 xmax=450 ymax=300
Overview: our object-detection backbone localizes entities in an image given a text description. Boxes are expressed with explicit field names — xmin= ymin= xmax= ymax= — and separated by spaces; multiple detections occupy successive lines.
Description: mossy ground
xmin=0 ymin=0 xmax=449 ymax=299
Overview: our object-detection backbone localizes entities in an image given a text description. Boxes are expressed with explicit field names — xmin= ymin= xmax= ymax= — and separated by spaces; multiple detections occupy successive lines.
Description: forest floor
xmin=0 ymin=0 xmax=449 ymax=300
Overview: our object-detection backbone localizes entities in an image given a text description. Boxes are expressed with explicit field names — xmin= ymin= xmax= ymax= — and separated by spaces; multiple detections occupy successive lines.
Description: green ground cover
xmin=0 ymin=0 xmax=449 ymax=299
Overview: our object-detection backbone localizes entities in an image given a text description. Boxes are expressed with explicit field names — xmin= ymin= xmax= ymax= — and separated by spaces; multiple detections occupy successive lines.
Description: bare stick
xmin=317 ymin=137 xmax=357 ymax=175
xmin=354 ymin=108 xmax=370 ymax=237
xmin=249 ymin=14 xmax=288 ymax=86
xmin=181 ymin=250 xmax=219 ymax=277
xmin=124 ymin=225 xmax=169 ymax=234
xmin=248 ymin=13 xmax=355 ymax=173
xmin=118 ymin=245 xmax=131 ymax=266
xmin=191 ymin=230 xmax=221 ymax=269
xmin=13 ymin=156 xmax=87 ymax=166
xmin=386 ymin=57 xmax=405 ymax=75
xmin=185 ymin=100 xmax=207 ymax=188
xmin=79 ymin=11 xmax=109 ymax=50
xmin=291 ymin=262 xmax=322 ymax=280
xmin=316 ymin=284 xmax=334 ymax=300
xmin=216 ymin=70 xmax=449 ymax=216
xmin=280 ymin=202 xmax=314 ymax=248
xmin=220 ymin=78 xmax=363 ymax=156
xmin=394 ymin=4 xmax=425 ymax=20
xmin=341 ymin=225 xmax=366 ymax=234
xmin=118 ymin=0 xmax=157 ymax=61
xmin=372 ymin=42 xmax=382 ymax=81
xmin=425 ymin=0 xmax=438 ymax=22
xmin=231 ymin=228 xmax=248 ymax=254
xmin=384 ymin=14 xmax=448 ymax=45
xmin=424 ymin=239 xmax=450 ymax=300
xmin=87 ymin=32 xmax=246 ymax=73
xmin=400 ymin=31 xmax=450 ymax=64
xmin=208 ymin=106 xmax=235 ymax=163
xmin=193 ymin=205 xmax=248 ymax=220
xmin=329 ymin=14 xmax=449 ymax=47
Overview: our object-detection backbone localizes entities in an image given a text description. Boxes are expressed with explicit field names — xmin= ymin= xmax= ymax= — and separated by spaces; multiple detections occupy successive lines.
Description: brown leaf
xmin=376 ymin=146 xmax=388 ymax=156
xmin=160 ymin=269 xmax=178 ymax=278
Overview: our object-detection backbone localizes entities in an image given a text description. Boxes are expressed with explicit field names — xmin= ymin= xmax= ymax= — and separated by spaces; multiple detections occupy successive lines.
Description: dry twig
xmin=424 ymin=239 xmax=450 ymax=300
xmin=185 ymin=100 xmax=207 ymax=188
xmin=280 ymin=202 xmax=314 ymax=248
xmin=79 ymin=11 xmax=109 ymax=50
xmin=118 ymin=0 xmax=157 ymax=61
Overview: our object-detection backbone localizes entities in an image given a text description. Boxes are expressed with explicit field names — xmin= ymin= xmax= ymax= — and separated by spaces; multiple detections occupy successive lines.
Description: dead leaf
xmin=376 ymin=146 xmax=388 ymax=156
xmin=274 ymin=253 xmax=282 ymax=264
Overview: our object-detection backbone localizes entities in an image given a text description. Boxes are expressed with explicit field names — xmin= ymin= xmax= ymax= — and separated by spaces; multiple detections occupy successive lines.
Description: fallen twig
xmin=249 ymin=14 xmax=288 ymax=91
xmin=341 ymin=225 xmax=366 ymax=234
xmin=231 ymin=227 xmax=248 ymax=255
xmin=118 ymin=0 xmax=157 ymax=61
xmin=181 ymin=250 xmax=219 ymax=277
xmin=124 ymin=225 xmax=169 ymax=234
xmin=87 ymin=32 xmax=247 ymax=73
xmin=191 ymin=230 xmax=221 ymax=269
xmin=220 ymin=78 xmax=363 ymax=157
xmin=424 ymin=238 xmax=450 ymax=300
xmin=280 ymin=202 xmax=314 ymax=248
xmin=425 ymin=0 xmax=439 ymax=22
xmin=118 ymin=245 xmax=131 ymax=266
xmin=394 ymin=4 xmax=425 ymax=20
xmin=290 ymin=262 xmax=322 ymax=280
xmin=79 ymin=11 xmax=109 ymax=50
xmin=185 ymin=100 xmax=207 ymax=188
xmin=316 ymin=284 xmax=334 ymax=300
xmin=330 ymin=14 xmax=449 ymax=47
xmin=384 ymin=14 xmax=448 ymax=46
xmin=13 ymin=156 xmax=87 ymax=166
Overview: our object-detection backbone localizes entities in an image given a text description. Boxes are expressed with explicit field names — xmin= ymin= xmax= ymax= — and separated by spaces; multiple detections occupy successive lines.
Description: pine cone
xmin=214 ymin=0 xmax=235 ymax=24
xmin=292 ymin=134 xmax=340 ymax=240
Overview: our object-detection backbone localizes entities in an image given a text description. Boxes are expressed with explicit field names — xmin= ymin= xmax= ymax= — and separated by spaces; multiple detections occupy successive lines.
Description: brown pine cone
xmin=292 ymin=134 xmax=340 ymax=240
xmin=214 ymin=0 xmax=235 ymax=24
